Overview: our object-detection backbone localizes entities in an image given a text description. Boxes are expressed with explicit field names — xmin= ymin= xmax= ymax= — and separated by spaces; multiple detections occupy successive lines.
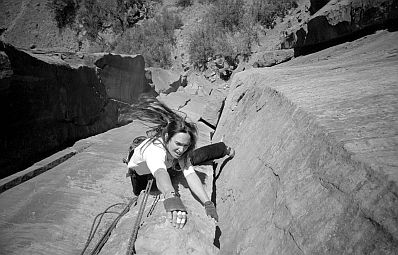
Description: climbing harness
xmin=126 ymin=177 xmax=154 ymax=255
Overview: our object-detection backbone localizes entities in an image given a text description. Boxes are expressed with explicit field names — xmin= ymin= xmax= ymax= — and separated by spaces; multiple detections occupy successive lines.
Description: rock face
xmin=146 ymin=67 xmax=185 ymax=95
xmin=213 ymin=30 xmax=398 ymax=254
xmin=250 ymin=49 xmax=295 ymax=68
xmin=0 ymin=43 xmax=148 ymax=179
xmin=282 ymin=0 xmax=398 ymax=54
xmin=94 ymin=53 xmax=148 ymax=104
xmin=309 ymin=0 xmax=331 ymax=14
xmin=0 ymin=0 xmax=82 ymax=52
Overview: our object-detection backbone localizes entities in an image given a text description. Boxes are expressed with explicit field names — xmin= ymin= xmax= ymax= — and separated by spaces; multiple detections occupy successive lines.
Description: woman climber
xmin=126 ymin=96 xmax=234 ymax=229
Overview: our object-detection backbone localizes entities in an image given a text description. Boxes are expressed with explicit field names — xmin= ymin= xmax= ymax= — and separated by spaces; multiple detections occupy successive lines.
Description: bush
xmin=115 ymin=8 xmax=182 ymax=68
xmin=176 ymin=0 xmax=193 ymax=7
xmin=210 ymin=0 xmax=245 ymax=32
xmin=188 ymin=23 xmax=218 ymax=69
xmin=188 ymin=0 xmax=250 ymax=68
xmin=47 ymin=0 xmax=79 ymax=28
xmin=188 ymin=0 xmax=297 ymax=69
xmin=249 ymin=0 xmax=298 ymax=28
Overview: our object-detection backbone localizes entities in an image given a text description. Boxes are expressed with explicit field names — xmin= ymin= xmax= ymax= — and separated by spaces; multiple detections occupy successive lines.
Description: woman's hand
xmin=163 ymin=193 xmax=187 ymax=229
xmin=168 ymin=210 xmax=187 ymax=229
xmin=204 ymin=201 xmax=218 ymax=222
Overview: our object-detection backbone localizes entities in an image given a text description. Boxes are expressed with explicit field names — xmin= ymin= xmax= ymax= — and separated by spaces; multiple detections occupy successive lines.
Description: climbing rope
xmin=80 ymin=198 xmax=138 ymax=255
xmin=126 ymin=178 xmax=154 ymax=255
xmin=80 ymin=177 xmax=158 ymax=255
xmin=80 ymin=202 xmax=126 ymax=255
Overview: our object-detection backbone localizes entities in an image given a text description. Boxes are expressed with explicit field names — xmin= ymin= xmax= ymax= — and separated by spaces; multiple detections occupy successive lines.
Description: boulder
xmin=146 ymin=67 xmax=184 ymax=95
xmin=94 ymin=53 xmax=149 ymax=104
xmin=251 ymin=49 xmax=295 ymax=68
xmin=281 ymin=0 xmax=398 ymax=54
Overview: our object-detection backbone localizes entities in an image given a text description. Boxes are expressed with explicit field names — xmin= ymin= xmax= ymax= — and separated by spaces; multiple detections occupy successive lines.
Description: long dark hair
xmin=132 ymin=96 xmax=197 ymax=161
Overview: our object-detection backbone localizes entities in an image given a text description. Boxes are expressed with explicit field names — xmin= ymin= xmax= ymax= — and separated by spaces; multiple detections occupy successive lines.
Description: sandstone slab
xmin=213 ymin=30 xmax=398 ymax=254
xmin=147 ymin=67 xmax=184 ymax=95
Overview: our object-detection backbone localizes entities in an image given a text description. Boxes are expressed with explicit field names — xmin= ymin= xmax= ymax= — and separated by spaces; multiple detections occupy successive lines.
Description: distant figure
xmin=127 ymin=96 xmax=234 ymax=229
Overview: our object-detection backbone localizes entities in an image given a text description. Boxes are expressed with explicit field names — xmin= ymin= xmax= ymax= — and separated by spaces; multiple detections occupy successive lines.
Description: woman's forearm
xmin=185 ymin=172 xmax=210 ymax=204
xmin=153 ymin=168 xmax=175 ymax=195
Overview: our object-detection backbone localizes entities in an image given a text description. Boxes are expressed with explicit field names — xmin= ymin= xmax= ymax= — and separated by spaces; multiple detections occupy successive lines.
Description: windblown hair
xmin=132 ymin=96 xmax=197 ymax=161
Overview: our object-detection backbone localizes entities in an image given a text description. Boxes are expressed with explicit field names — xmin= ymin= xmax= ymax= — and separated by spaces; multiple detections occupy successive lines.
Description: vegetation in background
xmin=115 ymin=8 xmax=183 ymax=68
xmin=47 ymin=0 xmax=297 ymax=70
xmin=176 ymin=0 xmax=193 ymax=7
xmin=249 ymin=0 xmax=298 ymax=28
xmin=188 ymin=0 xmax=297 ymax=69
xmin=47 ymin=0 xmax=158 ymax=39
xmin=47 ymin=0 xmax=79 ymax=28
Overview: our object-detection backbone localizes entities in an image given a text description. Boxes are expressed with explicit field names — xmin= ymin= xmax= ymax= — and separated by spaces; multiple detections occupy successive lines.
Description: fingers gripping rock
xmin=204 ymin=201 xmax=218 ymax=222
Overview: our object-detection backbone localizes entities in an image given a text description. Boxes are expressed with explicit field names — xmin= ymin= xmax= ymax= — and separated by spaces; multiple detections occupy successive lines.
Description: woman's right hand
xmin=168 ymin=210 xmax=187 ymax=229
xmin=163 ymin=193 xmax=187 ymax=229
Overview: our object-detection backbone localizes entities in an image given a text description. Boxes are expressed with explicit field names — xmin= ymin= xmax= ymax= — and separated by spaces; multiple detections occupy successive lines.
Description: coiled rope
xmin=80 ymin=178 xmax=157 ymax=255
xmin=80 ymin=197 xmax=138 ymax=255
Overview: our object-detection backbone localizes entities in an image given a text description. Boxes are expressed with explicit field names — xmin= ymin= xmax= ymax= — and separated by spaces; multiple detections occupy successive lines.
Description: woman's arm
xmin=182 ymin=158 xmax=218 ymax=221
xmin=153 ymin=168 xmax=175 ymax=195
xmin=185 ymin=172 xmax=210 ymax=204
xmin=153 ymin=168 xmax=187 ymax=228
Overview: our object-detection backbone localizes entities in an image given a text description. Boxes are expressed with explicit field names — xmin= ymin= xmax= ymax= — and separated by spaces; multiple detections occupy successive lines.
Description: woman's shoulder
xmin=141 ymin=137 xmax=166 ymax=155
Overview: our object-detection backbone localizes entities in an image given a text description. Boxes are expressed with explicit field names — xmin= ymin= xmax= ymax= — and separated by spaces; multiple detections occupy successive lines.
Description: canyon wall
xmin=213 ymin=30 xmax=398 ymax=254
xmin=0 ymin=43 xmax=149 ymax=179
xmin=282 ymin=0 xmax=398 ymax=54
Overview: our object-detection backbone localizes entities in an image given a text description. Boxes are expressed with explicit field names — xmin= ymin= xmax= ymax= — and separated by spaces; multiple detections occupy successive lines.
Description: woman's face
xmin=166 ymin=132 xmax=191 ymax=159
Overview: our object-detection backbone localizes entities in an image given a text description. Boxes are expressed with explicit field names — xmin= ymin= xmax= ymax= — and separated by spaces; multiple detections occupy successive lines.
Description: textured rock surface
xmin=213 ymin=30 xmax=398 ymax=254
xmin=282 ymin=0 xmax=398 ymax=53
xmin=0 ymin=0 xmax=82 ymax=52
xmin=94 ymin=53 xmax=149 ymax=104
xmin=0 ymin=44 xmax=148 ymax=179
xmin=249 ymin=49 xmax=295 ymax=68
xmin=147 ymin=67 xmax=184 ymax=95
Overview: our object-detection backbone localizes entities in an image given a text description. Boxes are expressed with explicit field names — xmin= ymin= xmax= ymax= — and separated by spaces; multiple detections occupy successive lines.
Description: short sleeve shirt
xmin=127 ymin=138 xmax=195 ymax=177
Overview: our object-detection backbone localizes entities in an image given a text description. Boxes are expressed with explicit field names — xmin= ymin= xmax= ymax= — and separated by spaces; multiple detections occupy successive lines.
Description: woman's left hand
xmin=204 ymin=201 xmax=218 ymax=222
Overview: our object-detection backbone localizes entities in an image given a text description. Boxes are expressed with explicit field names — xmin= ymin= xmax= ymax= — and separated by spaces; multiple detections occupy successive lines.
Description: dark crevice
xmin=198 ymin=117 xmax=216 ymax=130
xmin=318 ymin=176 xmax=344 ymax=193
xmin=288 ymin=230 xmax=304 ymax=254
xmin=216 ymin=98 xmax=226 ymax=127
xmin=237 ymin=92 xmax=246 ymax=103
xmin=360 ymin=211 xmax=398 ymax=245
xmin=211 ymin=155 xmax=233 ymax=249
xmin=264 ymin=162 xmax=280 ymax=182
xmin=211 ymin=161 xmax=221 ymax=248
xmin=177 ymin=98 xmax=191 ymax=111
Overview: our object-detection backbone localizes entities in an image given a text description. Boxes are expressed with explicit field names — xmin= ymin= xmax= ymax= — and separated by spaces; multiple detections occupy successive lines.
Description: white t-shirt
xmin=127 ymin=138 xmax=195 ymax=177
